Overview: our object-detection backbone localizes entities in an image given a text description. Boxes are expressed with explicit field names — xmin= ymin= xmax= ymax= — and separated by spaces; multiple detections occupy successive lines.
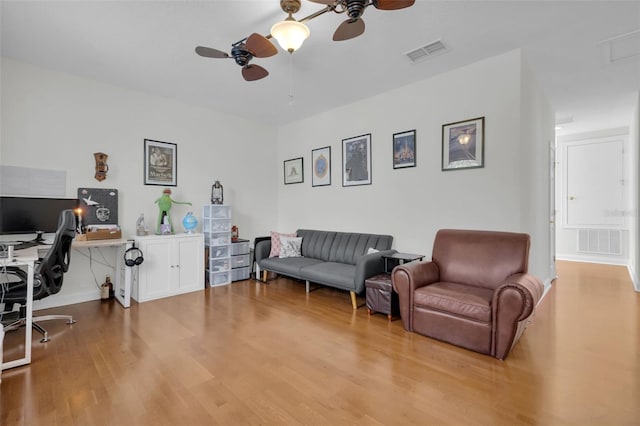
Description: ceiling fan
xmin=195 ymin=33 xmax=278 ymax=82
xmin=195 ymin=0 xmax=415 ymax=81
xmin=309 ymin=0 xmax=416 ymax=41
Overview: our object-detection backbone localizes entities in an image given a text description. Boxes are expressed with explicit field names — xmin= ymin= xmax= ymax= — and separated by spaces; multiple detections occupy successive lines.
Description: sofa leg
xmin=306 ymin=280 xmax=310 ymax=293
xmin=350 ymin=291 xmax=357 ymax=310
xmin=262 ymin=270 xmax=268 ymax=282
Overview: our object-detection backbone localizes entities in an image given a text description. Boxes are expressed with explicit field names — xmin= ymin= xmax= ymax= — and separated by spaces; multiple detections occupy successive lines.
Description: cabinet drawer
xmin=208 ymin=271 xmax=230 ymax=286
xmin=209 ymin=258 xmax=230 ymax=273
xmin=231 ymin=241 xmax=250 ymax=255
xmin=209 ymin=245 xmax=229 ymax=258
xmin=231 ymin=267 xmax=250 ymax=282
xmin=231 ymin=254 xmax=250 ymax=268
xmin=205 ymin=233 xmax=230 ymax=246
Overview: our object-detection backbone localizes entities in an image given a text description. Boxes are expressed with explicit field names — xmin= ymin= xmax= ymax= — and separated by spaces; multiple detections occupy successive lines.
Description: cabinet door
xmin=139 ymin=239 xmax=172 ymax=300
xmin=176 ymin=236 xmax=203 ymax=292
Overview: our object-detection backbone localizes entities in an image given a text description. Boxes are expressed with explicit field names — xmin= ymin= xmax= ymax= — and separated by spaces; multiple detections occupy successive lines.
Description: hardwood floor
xmin=2 ymin=261 xmax=639 ymax=425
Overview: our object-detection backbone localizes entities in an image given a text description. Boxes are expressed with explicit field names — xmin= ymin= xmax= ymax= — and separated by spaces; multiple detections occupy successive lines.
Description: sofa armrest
xmin=353 ymin=249 xmax=397 ymax=294
xmin=391 ymin=261 xmax=440 ymax=331
xmin=492 ymin=273 xmax=544 ymax=359
xmin=254 ymin=238 xmax=272 ymax=265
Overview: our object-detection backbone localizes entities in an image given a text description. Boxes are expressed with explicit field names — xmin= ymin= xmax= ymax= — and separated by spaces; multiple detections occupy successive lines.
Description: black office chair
xmin=1 ymin=209 xmax=77 ymax=342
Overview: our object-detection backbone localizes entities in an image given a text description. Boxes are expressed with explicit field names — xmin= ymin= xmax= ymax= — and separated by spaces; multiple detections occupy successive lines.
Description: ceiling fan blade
xmin=373 ymin=0 xmax=416 ymax=10
xmin=242 ymin=64 xmax=269 ymax=81
xmin=333 ymin=18 xmax=365 ymax=42
xmin=195 ymin=46 xmax=230 ymax=59
xmin=246 ymin=33 xmax=278 ymax=58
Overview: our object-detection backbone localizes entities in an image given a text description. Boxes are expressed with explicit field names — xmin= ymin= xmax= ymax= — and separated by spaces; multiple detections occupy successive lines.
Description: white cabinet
xmin=132 ymin=233 xmax=204 ymax=303
xmin=203 ymin=205 xmax=232 ymax=286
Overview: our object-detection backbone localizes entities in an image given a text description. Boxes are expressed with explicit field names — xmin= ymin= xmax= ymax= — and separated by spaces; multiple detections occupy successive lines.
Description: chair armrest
xmin=254 ymin=239 xmax=272 ymax=265
xmin=354 ymin=249 xmax=397 ymax=294
xmin=492 ymin=273 xmax=544 ymax=359
xmin=391 ymin=261 xmax=439 ymax=331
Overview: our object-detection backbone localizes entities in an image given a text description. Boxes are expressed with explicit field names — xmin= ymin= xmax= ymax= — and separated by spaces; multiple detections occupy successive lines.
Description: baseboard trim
xmin=556 ymin=253 xmax=628 ymax=266
xmin=628 ymin=264 xmax=640 ymax=292
xmin=33 ymin=290 xmax=100 ymax=311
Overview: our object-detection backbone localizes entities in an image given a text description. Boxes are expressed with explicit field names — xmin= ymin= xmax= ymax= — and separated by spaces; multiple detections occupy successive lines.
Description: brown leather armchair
xmin=392 ymin=229 xmax=544 ymax=360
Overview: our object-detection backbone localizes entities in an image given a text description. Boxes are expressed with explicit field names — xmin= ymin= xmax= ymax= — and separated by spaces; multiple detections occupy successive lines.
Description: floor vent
xmin=577 ymin=229 xmax=622 ymax=255
xmin=405 ymin=40 xmax=447 ymax=63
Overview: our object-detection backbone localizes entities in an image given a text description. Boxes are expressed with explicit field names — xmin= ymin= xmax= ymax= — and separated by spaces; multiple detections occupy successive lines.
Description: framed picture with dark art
xmin=342 ymin=134 xmax=372 ymax=187
xmin=312 ymin=146 xmax=331 ymax=187
xmin=284 ymin=157 xmax=304 ymax=184
xmin=442 ymin=117 xmax=485 ymax=171
xmin=393 ymin=129 xmax=416 ymax=169
xmin=144 ymin=139 xmax=177 ymax=186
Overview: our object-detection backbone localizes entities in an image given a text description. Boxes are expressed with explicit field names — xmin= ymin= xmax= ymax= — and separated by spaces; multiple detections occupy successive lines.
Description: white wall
xmin=1 ymin=58 xmax=278 ymax=308
xmin=276 ymin=50 xmax=553 ymax=282
xmin=519 ymin=58 xmax=554 ymax=284
xmin=629 ymin=92 xmax=640 ymax=291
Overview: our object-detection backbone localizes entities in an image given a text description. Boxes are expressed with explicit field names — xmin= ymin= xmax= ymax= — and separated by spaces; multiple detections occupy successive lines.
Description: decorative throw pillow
xmin=279 ymin=237 xmax=303 ymax=258
xmin=367 ymin=247 xmax=380 ymax=255
xmin=269 ymin=231 xmax=296 ymax=258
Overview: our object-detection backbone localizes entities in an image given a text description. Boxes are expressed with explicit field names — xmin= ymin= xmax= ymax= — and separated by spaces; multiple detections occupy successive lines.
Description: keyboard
xmin=13 ymin=241 xmax=39 ymax=250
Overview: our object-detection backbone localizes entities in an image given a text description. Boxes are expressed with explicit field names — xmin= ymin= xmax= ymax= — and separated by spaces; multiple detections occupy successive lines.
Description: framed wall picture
xmin=442 ymin=117 xmax=485 ymax=171
xmin=284 ymin=157 xmax=304 ymax=184
xmin=311 ymin=146 xmax=331 ymax=187
xmin=342 ymin=134 xmax=372 ymax=187
xmin=393 ymin=129 xmax=416 ymax=169
xmin=144 ymin=139 xmax=177 ymax=186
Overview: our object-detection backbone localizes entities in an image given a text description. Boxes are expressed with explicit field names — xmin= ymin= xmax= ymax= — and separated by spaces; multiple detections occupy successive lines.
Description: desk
xmin=1 ymin=247 xmax=37 ymax=370
xmin=72 ymin=238 xmax=132 ymax=308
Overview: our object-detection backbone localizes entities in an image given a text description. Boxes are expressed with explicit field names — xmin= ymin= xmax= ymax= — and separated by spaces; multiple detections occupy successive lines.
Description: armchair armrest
xmin=391 ymin=261 xmax=439 ymax=331
xmin=492 ymin=273 xmax=544 ymax=359
xmin=254 ymin=239 xmax=272 ymax=265
xmin=354 ymin=249 xmax=397 ymax=294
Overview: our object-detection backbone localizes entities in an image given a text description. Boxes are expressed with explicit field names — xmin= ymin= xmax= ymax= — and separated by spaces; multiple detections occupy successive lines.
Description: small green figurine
xmin=155 ymin=188 xmax=192 ymax=234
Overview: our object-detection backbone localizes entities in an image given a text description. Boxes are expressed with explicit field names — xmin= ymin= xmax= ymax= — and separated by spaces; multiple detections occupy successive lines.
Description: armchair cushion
xmin=415 ymin=282 xmax=493 ymax=322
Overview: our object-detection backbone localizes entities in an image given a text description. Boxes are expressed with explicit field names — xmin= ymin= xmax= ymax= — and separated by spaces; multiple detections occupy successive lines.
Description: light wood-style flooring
xmin=1 ymin=261 xmax=639 ymax=425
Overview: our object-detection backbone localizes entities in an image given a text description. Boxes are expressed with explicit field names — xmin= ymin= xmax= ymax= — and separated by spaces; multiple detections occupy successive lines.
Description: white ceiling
xmin=2 ymin=1 xmax=639 ymax=135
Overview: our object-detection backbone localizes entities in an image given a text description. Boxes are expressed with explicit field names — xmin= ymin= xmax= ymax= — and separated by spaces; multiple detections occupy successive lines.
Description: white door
xmin=550 ymin=139 xmax=557 ymax=279
xmin=566 ymin=139 xmax=624 ymax=227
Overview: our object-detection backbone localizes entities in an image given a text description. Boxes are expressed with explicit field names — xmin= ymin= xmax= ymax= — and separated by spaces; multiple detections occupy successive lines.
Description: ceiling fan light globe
xmin=270 ymin=19 xmax=310 ymax=53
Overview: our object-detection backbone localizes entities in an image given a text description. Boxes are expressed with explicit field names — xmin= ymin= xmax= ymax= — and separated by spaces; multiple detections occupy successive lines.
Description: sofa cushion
xmin=297 ymin=229 xmax=393 ymax=265
xmin=414 ymin=282 xmax=494 ymax=322
xmin=300 ymin=262 xmax=356 ymax=290
xmin=279 ymin=237 xmax=303 ymax=258
xmin=260 ymin=256 xmax=323 ymax=279
xmin=269 ymin=231 xmax=296 ymax=258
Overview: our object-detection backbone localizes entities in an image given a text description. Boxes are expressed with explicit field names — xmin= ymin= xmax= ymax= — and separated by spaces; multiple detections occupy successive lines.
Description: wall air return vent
xmin=577 ymin=229 xmax=622 ymax=255
xmin=405 ymin=40 xmax=447 ymax=63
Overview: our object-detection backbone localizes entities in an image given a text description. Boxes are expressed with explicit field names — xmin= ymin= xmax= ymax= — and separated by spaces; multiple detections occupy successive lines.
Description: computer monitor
xmin=0 ymin=196 xmax=79 ymax=242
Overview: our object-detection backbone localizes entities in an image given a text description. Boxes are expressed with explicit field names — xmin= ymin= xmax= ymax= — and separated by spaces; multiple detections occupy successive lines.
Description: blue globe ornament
xmin=182 ymin=212 xmax=198 ymax=234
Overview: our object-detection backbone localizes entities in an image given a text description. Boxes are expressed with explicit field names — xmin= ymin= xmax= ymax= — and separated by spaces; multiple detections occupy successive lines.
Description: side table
xmin=383 ymin=252 xmax=425 ymax=273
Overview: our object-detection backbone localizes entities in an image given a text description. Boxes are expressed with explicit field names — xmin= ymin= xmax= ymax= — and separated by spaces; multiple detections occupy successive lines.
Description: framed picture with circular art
xmin=312 ymin=146 xmax=331 ymax=187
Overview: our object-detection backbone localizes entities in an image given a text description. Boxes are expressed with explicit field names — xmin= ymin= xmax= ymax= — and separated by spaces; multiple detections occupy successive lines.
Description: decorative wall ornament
xmin=442 ymin=117 xmax=485 ymax=171
xmin=144 ymin=139 xmax=177 ymax=186
xmin=284 ymin=157 xmax=304 ymax=184
xmin=312 ymin=146 xmax=331 ymax=187
xmin=94 ymin=152 xmax=109 ymax=181
xmin=342 ymin=133 xmax=372 ymax=187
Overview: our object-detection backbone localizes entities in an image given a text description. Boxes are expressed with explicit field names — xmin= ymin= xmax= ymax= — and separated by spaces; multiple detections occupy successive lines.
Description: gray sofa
xmin=255 ymin=229 xmax=395 ymax=309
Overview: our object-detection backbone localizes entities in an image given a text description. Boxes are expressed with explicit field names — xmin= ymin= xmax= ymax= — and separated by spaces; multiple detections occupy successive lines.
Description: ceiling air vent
xmin=405 ymin=40 xmax=447 ymax=63
xmin=601 ymin=29 xmax=640 ymax=64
